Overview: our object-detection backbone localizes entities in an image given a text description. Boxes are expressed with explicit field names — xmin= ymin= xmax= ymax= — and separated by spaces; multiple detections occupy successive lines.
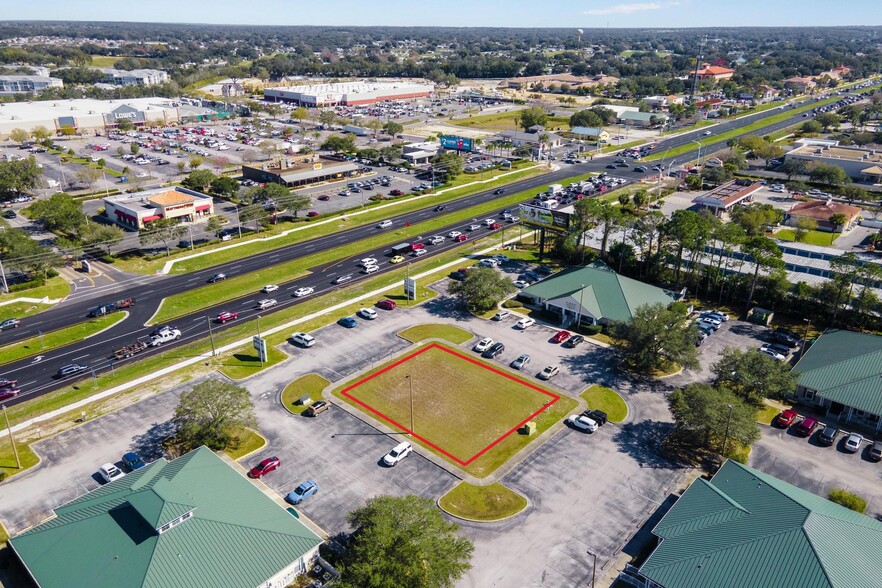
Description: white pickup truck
xmin=150 ymin=328 xmax=181 ymax=347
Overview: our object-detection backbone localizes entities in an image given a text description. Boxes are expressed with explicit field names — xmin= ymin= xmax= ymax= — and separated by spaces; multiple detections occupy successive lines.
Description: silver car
xmin=510 ymin=354 xmax=530 ymax=370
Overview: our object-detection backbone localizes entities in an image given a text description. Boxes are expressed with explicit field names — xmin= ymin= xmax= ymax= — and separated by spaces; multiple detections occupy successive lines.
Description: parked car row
xmin=774 ymin=409 xmax=880 ymax=460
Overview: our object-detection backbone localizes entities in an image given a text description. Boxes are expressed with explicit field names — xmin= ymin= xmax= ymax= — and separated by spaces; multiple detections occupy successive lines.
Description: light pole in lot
xmin=234 ymin=205 xmax=242 ymax=239
xmin=586 ymin=549 xmax=597 ymax=588
xmin=405 ymin=374 xmax=414 ymax=435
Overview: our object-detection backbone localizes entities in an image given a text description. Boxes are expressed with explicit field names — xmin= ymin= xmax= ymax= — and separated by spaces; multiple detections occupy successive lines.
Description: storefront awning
xmin=195 ymin=204 xmax=212 ymax=212
xmin=142 ymin=215 xmax=162 ymax=223
xmin=114 ymin=209 xmax=136 ymax=222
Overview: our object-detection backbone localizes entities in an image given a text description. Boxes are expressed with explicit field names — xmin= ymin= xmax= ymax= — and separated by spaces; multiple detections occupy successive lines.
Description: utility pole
xmin=3 ymin=404 xmax=21 ymax=468
xmin=690 ymin=35 xmax=706 ymax=105
xmin=406 ymin=374 xmax=414 ymax=435
xmin=206 ymin=315 xmax=216 ymax=357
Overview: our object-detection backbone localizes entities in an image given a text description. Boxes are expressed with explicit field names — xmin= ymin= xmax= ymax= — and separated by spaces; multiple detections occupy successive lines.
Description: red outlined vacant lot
xmin=339 ymin=342 xmax=560 ymax=466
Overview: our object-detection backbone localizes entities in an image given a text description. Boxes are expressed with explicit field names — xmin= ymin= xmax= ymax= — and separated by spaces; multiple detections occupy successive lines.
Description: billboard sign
xmin=440 ymin=135 xmax=474 ymax=152
xmin=519 ymin=204 xmax=571 ymax=231
xmin=404 ymin=277 xmax=417 ymax=300
xmin=252 ymin=336 xmax=268 ymax=362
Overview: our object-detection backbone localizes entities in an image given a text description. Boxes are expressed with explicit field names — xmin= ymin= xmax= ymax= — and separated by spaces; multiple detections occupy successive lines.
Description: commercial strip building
xmin=492 ymin=128 xmax=563 ymax=150
xmin=242 ymin=157 xmax=360 ymax=188
xmin=264 ymin=81 xmax=434 ymax=107
xmin=91 ymin=67 xmax=169 ymax=86
xmin=791 ymin=329 xmax=882 ymax=434
xmin=0 ymin=97 xmax=227 ymax=136
xmin=518 ymin=261 xmax=684 ymax=326
xmin=0 ymin=75 xmax=63 ymax=96
xmin=9 ymin=447 xmax=323 ymax=588
xmin=567 ymin=126 xmax=610 ymax=143
xmin=402 ymin=141 xmax=439 ymax=164
xmin=691 ymin=179 xmax=762 ymax=216
xmin=103 ymin=187 xmax=215 ymax=230
xmin=784 ymin=143 xmax=882 ymax=182
xmin=503 ymin=72 xmax=620 ymax=90
xmin=618 ymin=111 xmax=667 ymax=127
xmin=629 ymin=460 xmax=882 ymax=588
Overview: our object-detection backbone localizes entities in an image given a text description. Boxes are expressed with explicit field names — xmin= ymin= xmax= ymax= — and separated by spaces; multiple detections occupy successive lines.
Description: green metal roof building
xmin=791 ymin=329 xmax=882 ymax=435
xmin=638 ymin=460 xmax=882 ymax=588
xmin=9 ymin=447 xmax=323 ymax=588
xmin=519 ymin=261 xmax=683 ymax=326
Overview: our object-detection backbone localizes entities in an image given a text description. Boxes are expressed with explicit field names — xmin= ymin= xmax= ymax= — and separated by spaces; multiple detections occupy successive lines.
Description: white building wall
xmin=260 ymin=545 xmax=320 ymax=588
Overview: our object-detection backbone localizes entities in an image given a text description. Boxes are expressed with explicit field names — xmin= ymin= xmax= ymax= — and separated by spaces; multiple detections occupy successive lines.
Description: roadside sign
xmin=404 ymin=277 xmax=417 ymax=300
xmin=253 ymin=336 xmax=268 ymax=362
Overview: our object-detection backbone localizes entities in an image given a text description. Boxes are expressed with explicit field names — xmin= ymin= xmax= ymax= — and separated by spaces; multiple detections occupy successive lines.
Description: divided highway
xmin=0 ymin=99 xmax=830 ymax=405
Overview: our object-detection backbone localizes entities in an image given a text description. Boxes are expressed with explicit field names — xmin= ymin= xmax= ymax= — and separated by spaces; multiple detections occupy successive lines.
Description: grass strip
xmin=0 ymin=313 xmax=126 ymax=367
xmin=398 ymin=324 xmax=473 ymax=344
xmin=439 ymin=482 xmax=527 ymax=521
xmin=579 ymin=385 xmax=628 ymax=423
xmin=774 ymin=228 xmax=836 ymax=247
xmin=222 ymin=427 xmax=266 ymax=460
xmin=0 ymin=438 xmax=40 ymax=482
xmin=281 ymin=374 xmax=331 ymax=415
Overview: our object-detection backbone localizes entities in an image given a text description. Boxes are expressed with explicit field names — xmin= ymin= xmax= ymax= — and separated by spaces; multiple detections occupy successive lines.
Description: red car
xmin=0 ymin=387 xmax=20 ymax=402
xmin=411 ymin=242 xmax=426 ymax=252
xmin=551 ymin=330 xmax=570 ymax=344
xmin=248 ymin=456 xmax=281 ymax=478
xmin=376 ymin=299 xmax=397 ymax=311
xmin=390 ymin=189 xmax=403 ymax=196
xmin=217 ymin=311 xmax=238 ymax=323
xmin=307 ymin=211 xmax=320 ymax=217
xmin=489 ymin=223 xmax=502 ymax=230
xmin=317 ymin=195 xmax=330 ymax=201
xmin=455 ymin=234 xmax=468 ymax=242
xmin=795 ymin=417 xmax=819 ymax=437
xmin=774 ymin=409 xmax=798 ymax=428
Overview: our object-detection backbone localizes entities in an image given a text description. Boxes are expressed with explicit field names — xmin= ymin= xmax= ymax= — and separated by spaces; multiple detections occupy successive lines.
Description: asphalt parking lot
xmin=751 ymin=421 xmax=882 ymax=517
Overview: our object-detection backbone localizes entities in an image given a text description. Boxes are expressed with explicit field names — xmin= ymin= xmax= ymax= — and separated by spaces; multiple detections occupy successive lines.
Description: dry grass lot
xmin=336 ymin=343 xmax=566 ymax=475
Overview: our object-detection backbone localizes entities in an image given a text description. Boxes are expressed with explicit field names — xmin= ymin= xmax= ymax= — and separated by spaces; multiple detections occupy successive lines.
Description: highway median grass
xmin=439 ymin=482 xmax=527 ymax=521
xmin=0 ymin=313 xmax=126 ymax=367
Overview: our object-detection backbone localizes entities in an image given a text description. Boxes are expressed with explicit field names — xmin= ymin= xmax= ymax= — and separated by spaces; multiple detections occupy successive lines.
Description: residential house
xmin=518 ymin=261 xmax=684 ymax=326
xmin=632 ymin=460 xmax=882 ymax=588
xmin=791 ymin=329 xmax=882 ymax=433
xmin=9 ymin=446 xmax=324 ymax=588
xmin=784 ymin=199 xmax=862 ymax=232
xmin=784 ymin=76 xmax=817 ymax=93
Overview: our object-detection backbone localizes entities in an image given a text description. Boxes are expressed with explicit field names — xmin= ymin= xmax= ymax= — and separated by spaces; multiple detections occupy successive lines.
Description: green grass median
xmin=281 ymin=374 xmax=331 ymax=414
xmin=0 ymin=313 xmax=126 ymax=367
xmin=580 ymin=385 xmax=628 ymax=423
xmin=439 ymin=482 xmax=527 ymax=521
xmin=398 ymin=324 xmax=473 ymax=344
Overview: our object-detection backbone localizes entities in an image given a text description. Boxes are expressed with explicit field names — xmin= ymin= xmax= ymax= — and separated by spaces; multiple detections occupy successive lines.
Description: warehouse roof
xmin=10 ymin=446 xmax=322 ymax=588
xmin=640 ymin=460 xmax=882 ymax=588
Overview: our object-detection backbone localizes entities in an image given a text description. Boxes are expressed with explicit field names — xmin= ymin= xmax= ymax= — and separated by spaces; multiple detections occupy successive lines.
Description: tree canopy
xmin=173 ymin=379 xmax=257 ymax=451
xmin=668 ymin=383 xmax=761 ymax=459
xmin=711 ymin=347 xmax=798 ymax=405
xmin=613 ymin=302 xmax=699 ymax=374
xmin=28 ymin=192 xmax=86 ymax=237
xmin=448 ymin=267 xmax=516 ymax=313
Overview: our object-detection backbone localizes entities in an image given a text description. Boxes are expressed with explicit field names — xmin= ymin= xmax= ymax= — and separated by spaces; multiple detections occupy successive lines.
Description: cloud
xmin=583 ymin=2 xmax=678 ymax=16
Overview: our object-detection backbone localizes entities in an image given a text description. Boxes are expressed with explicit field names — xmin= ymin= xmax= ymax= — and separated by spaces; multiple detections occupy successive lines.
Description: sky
xmin=2 ymin=0 xmax=882 ymax=28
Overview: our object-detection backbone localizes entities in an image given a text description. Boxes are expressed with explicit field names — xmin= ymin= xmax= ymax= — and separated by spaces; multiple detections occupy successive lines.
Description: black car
xmin=773 ymin=328 xmax=800 ymax=348
xmin=818 ymin=426 xmax=838 ymax=446
xmin=606 ymin=164 xmax=617 ymax=169
xmin=563 ymin=334 xmax=585 ymax=348
xmin=2 ymin=210 xmax=15 ymax=219
xmin=482 ymin=342 xmax=505 ymax=359
xmin=582 ymin=409 xmax=608 ymax=426
xmin=493 ymin=188 xmax=505 ymax=194
xmin=449 ymin=270 xmax=467 ymax=281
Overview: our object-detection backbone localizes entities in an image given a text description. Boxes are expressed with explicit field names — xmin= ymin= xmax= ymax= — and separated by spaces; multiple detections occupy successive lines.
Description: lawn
xmin=334 ymin=342 xmax=576 ymax=477
xmin=449 ymin=110 xmax=572 ymax=132
xmin=756 ymin=398 xmax=791 ymax=426
xmin=218 ymin=344 xmax=289 ymax=380
xmin=579 ymin=385 xmax=628 ymax=423
xmin=281 ymin=374 xmax=331 ymax=415
xmin=89 ymin=55 xmax=119 ymax=67
xmin=0 ymin=438 xmax=40 ymax=482
xmin=222 ymin=427 xmax=266 ymax=460
xmin=438 ymin=482 xmax=527 ymax=521
xmin=398 ymin=324 xmax=473 ymax=344
xmin=774 ymin=228 xmax=836 ymax=247
xmin=0 ymin=312 xmax=126 ymax=367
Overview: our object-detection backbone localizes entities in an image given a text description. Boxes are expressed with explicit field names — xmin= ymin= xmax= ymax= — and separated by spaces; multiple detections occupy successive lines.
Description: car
xmin=376 ymin=299 xmax=397 ymax=311
xmin=433 ymin=205 xmax=447 ymax=212
xmin=317 ymin=194 xmax=330 ymax=201
xmin=304 ymin=401 xmax=330 ymax=417
xmin=338 ymin=190 xmax=351 ymax=196
xmin=773 ymin=328 xmax=801 ymax=348
xmin=582 ymin=409 xmax=608 ymax=426
xmin=0 ymin=388 xmax=21 ymax=401
xmin=467 ymin=224 xmax=481 ymax=231
xmin=551 ymin=330 xmax=570 ymax=344
xmin=869 ymin=441 xmax=882 ymax=462
xmin=474 ymin=337 xmax=495 ymax=353
xmin=56 ymin=363 xmax=88 ymax=378
xmin=363 ymin=264 xmax=380 ymax=274
xmin=455 ymin=234 xmax=468 ymax=242
xmin=293 ymin=287 xmax=314 ymax=297
xmin=0 ymin=318 xmax=21 ymax=330
xmin=701 ymin=310 xmax=729 ymax=322
xmin=513 ymin=280 xmax=529 ymax=289
xmin=774 ymin=409 xmax=799 ymax=428
xmin=290 ymin=332 xmax=316 ymax=347
xmin=2 ymin=210 xmax=16 ymax=219
xmin=606 ymin=164 xmax=617 ymax=169
xmin=759 ymin=348 xmax=787 ymax=361
xmin=98 ymin=463 xmax=126 ymax=484
xmin=563 ymin=334 xmax=585 ymax=348
xmin=248 ymin=456 xmax=281 ymax=478
xmin=844 ymin=432 xmax=864 ymax=453
xmin=634 ymin=166 xmax=648 ymax=173
xmin=447 ymin=231 xmax=462 ymax=238
xmin=428 ymin=236 xmax=445 ymax=245
xmin=566 ymin=414 xmax=599 ymax=433
xmin=482 ymin=342 xmax=505 ymax=359
xmin=333 ymin=274 xmax=353 ymax=285
xmin=818 ymin=426 xmax=839 ymax=446
xmin=208 ymin=273 xmax=226 ymax=283
xmin=257 ymin=299 xmax=277 ymax=310
xmin=353 ymin=307 xmax=377 ymax=321
xmin=377 ymin=220 xmax=393 ymax=229
xmin=390 ymin=255 xmax=406 ymax=264
xmin=306 ymin=211 xmax=320 ymax=217
xmin=760 ymin=343 xmax=791 ymax=357
xmin=492 ymin=310 xmax=511 ymax=321
xmin=703 ymin=130 xmax=712 ymax=135
xmin=122 ymin=452 xmax=146 ymax=471
xmin=493 ymin=254 xmax=510 ymax=263
xmin=286 ymin=480 xmax=319 ymax=505
xmin=262 ymin=284 xmax=279 ymax=293
xmin=478 ymin=258 xmax=499 ymax=268
xmin=538 ymin=365 xmax=559 ymax=380
xmin=510 ymin=354 xmax=530 ymax=370
xmin=337 ymin=316 xmax=357 ymax=328
xmin=382 ymin=441 xmax=412 ymax=466
xmin=0 ymin=379 xmax=18 ymax=389
xmin=493 ymin=188 xmax=505 ymax=194
xmin=516 ymin=317 xmax=535 ymax=330
xmin=390 ymin=189 xmax=403 ymax=196
xmin=216 ymin=311 xmax=238 ymax=323
xmin=795 ymin=417 xmax=819 ymax=437
xmin=135 ymin=171 xmax=149 ymax=178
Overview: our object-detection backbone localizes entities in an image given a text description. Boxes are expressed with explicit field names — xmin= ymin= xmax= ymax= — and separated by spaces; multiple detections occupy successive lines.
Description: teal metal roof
xmin=10 ymin=447 xmax=322 ymax=588
xmin=640 ymin=460 xmax=882 ymax=588
xmin=522 ymin=261 xmax=681 ymax=322
xmin=792 ymin=329 xmax=882 ymax=416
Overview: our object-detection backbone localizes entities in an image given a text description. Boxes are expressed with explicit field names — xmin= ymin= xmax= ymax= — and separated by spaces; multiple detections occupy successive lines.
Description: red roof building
xmin=784 ymin=200 xmax=862 ymax=233
xmin=695 ymin=64 xmax=735 ymax=81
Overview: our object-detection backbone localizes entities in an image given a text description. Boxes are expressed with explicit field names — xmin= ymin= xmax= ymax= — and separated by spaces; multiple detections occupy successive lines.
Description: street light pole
xmin=235 ymin=206 xmax=242 ymax=239
xmin=586 ymin=550 xmax=597 ymax=588
xmin=406 ymin=374 xmax=414 ymax=434
xmin=205 ymin=315 xmax=216 ymax=357
xmin=3 ymin=404 xmax=21 ymax=469
xmin=722 ymin=403 xmax=734 ymax=460
xmin=691 ymin=140 xmax=703 ymax=167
